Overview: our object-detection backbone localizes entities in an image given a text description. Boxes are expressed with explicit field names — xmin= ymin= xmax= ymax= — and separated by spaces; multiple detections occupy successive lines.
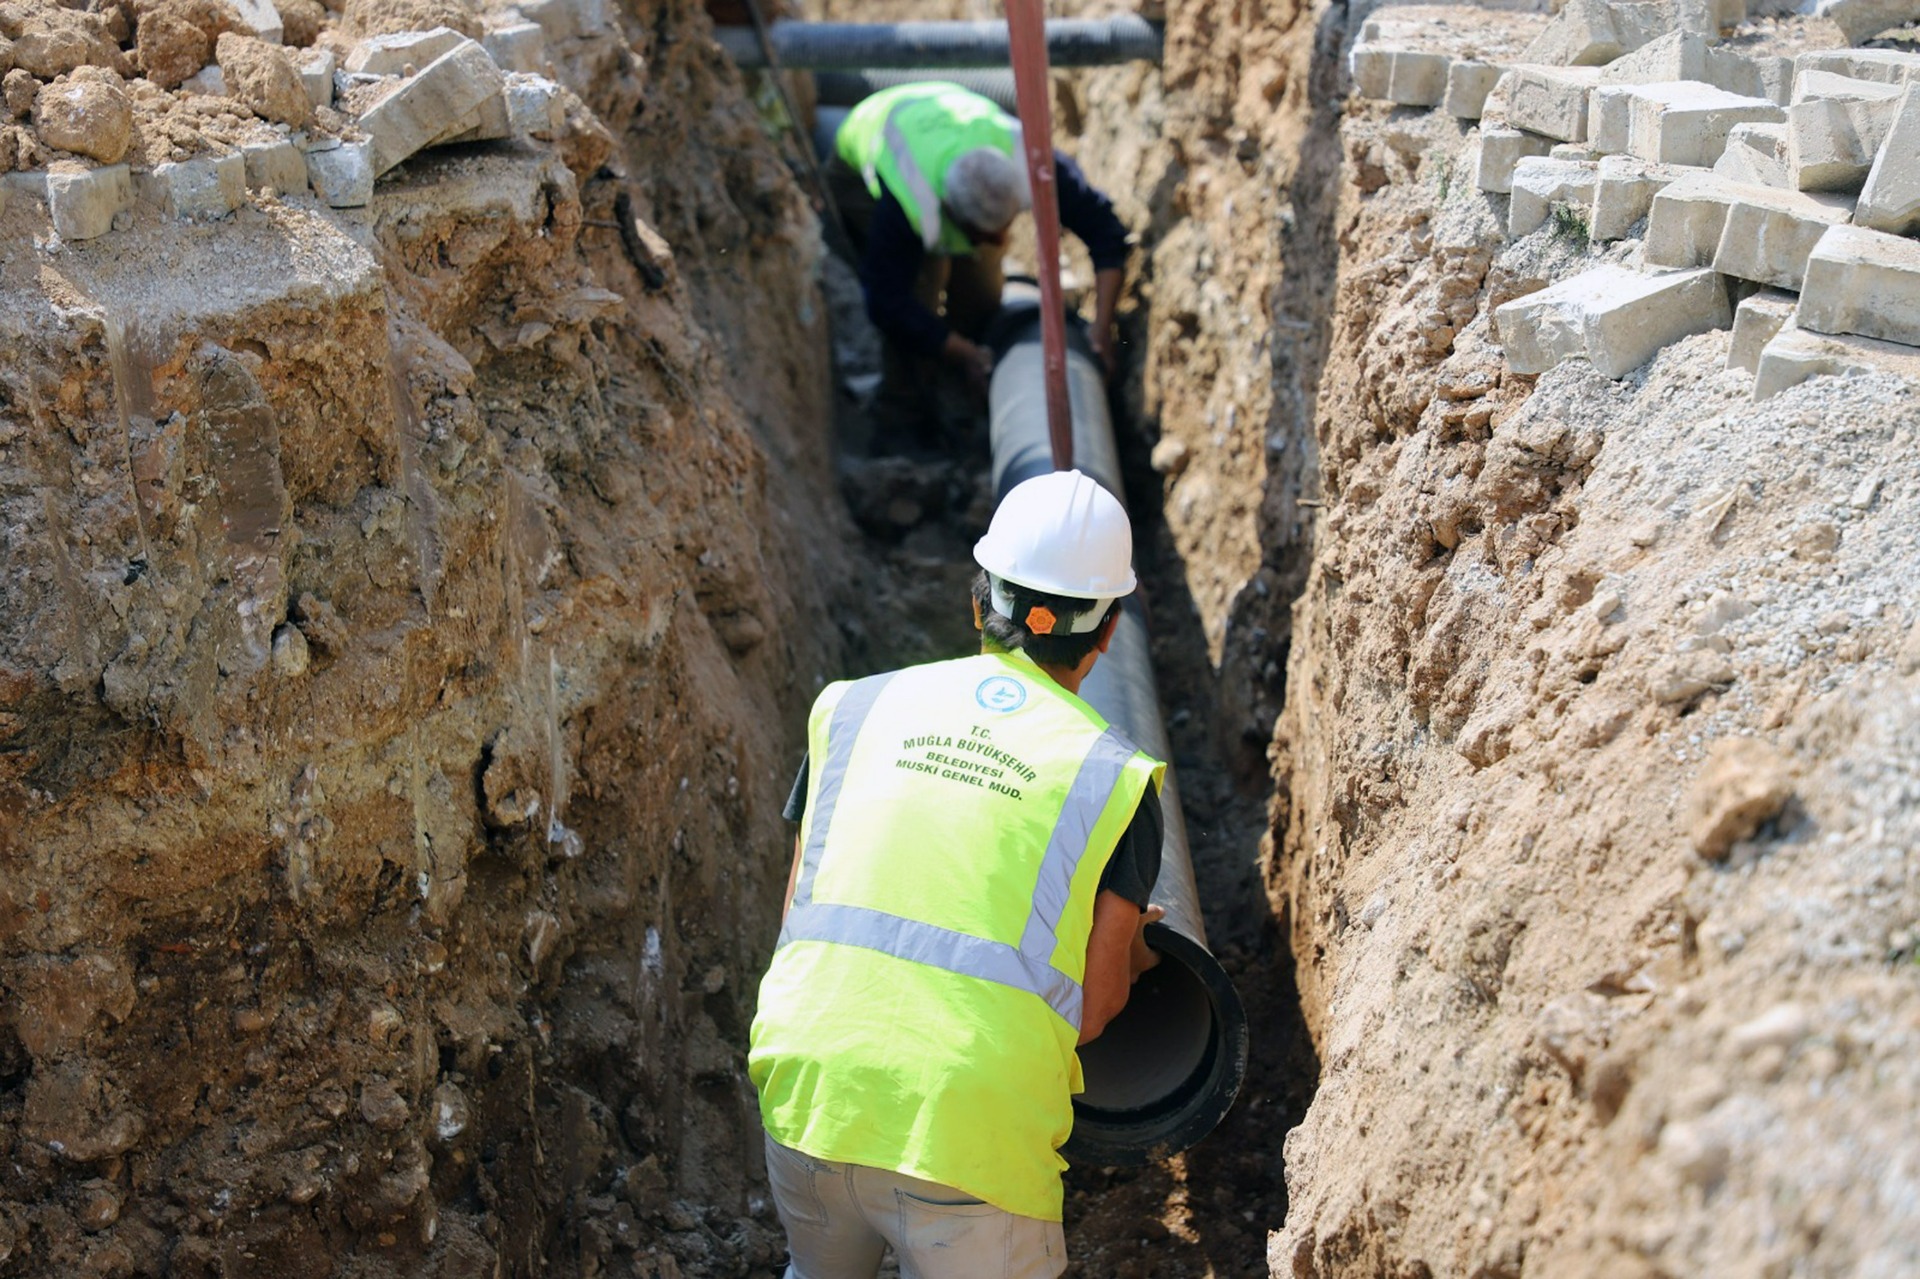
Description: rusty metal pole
xmin=1004 ymin=0 xmax=1073 ymax=472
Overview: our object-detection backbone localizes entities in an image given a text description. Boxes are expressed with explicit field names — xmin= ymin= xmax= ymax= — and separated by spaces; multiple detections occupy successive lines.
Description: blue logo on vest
xmin=975 ymin=676 xmax=1027 ymax=712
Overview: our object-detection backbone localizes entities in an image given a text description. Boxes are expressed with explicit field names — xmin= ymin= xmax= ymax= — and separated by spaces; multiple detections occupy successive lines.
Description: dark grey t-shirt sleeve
xmin=783 ymin=755 xmax=810 ymax=823
xmin=1097 ymin=784 xmax=1163 ymax=911
xmin=782 ymin=752 xmax=1163 ymax=910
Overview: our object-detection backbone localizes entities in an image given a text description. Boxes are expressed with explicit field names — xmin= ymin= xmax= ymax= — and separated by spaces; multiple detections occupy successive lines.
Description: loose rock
xmin=3 ymin=67 xmax=35 ymax=119
xmin=277 ymin=0 xmax=323 ymax=45
xmin=1686 ymin=737 xmax=1794 ymax=860
xmin=133 ymin=0 xmax=231 ymax=89
xmin=359 ymin=1076 xmax=411 ymax=1131
xmin=33 ymin=71 xmax=132 ymax=163
xmin=215 ymin=31 xmax=307 ymax=125
xmin=9 ymin=7 xmax=123 ymax=79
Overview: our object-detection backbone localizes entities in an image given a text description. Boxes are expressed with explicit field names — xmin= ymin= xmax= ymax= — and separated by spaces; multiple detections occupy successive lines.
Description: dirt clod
xmin=5 ymin=5 xmax=123 ymax=78
xmin=131 ymin=0 xmax=228 ymax=88
xmin=1 ymin=66 xmax=31 ymax=117
xmin=32 ymin=69 xmax=130 ymax=161
xmin=214 ymin=29 xmax=306 ymax=124
xmin=1687 ymin=738 xmax=1796 ymax=861
xmin=340 ymin=0 xmax=479 ymax=39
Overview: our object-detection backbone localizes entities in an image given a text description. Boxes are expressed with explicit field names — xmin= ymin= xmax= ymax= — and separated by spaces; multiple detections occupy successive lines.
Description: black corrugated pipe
xmin=714 ymin=16 xmax=1164 ymax=71
xmin=982 ymin=290 xmax=1249 ymax=1167
xmin=814 ymin=69 xmax=1019 ymax=114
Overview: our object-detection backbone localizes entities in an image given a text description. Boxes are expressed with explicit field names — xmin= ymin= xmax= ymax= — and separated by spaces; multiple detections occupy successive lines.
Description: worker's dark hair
xmin=973 ymin=571 xmax=1119 ymax=668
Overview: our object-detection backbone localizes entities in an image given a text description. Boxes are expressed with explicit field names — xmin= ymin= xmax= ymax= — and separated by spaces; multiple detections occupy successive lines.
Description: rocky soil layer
xmin=1267 ymin=1 xmax=1920 ymax=1274
xmin=0 ymin=0 xmax=848 ymax=1274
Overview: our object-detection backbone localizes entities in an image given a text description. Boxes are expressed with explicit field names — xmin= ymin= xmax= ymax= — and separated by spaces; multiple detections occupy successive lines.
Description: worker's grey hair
xmin=945 ymin=148 xmax=1030 ymax=234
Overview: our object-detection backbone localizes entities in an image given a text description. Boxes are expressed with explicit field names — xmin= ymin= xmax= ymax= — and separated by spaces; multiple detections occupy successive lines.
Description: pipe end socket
xmin=1065 ymin=923 xmax=1250 ymax=1168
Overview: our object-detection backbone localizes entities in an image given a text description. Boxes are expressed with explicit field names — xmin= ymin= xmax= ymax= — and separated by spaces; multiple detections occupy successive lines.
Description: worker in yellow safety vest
xmin=825 ymin=82 xmax=1132 ymax=453
xmin=749 ymin=470 xmax=1166 ymax=1278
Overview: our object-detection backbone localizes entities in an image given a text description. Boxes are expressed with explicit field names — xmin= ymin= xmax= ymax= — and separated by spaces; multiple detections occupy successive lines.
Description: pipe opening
xmin=1068 ymin=924 xmax=1250 ymax=1167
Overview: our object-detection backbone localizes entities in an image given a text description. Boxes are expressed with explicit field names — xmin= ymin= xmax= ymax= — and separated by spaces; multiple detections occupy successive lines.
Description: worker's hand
xmin=1129 ymin=905 xmax=1164 ymax=983
xmin=943 ymin=333 xmax=994 ymax=392
xmin=1089 ymin=324 xmax=1118 ymax=378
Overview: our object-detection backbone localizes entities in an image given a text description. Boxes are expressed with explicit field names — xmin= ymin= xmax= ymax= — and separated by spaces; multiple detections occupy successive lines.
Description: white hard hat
xmin=974 ymin=471 xmax=1136 ymax=633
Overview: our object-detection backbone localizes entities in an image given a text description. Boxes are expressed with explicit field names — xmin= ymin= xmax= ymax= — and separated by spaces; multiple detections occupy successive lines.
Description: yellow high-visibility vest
xmin=749 ymin=648 xmax=1163 ymax=1221
xmin=833 ymin=81 xmax=1020 ymax=256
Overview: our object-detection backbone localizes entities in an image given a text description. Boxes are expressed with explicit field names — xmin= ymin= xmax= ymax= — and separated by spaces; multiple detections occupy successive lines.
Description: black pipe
xmin=985 ymin=291 xmax=1249 ymax=1167
xmin=714 ymin=16 xmax=1164 ymax=71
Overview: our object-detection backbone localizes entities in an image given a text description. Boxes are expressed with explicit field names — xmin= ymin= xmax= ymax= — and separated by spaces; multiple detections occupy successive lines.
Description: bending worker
xmin=826 ymin=82 xmax=1132 ymax=441
xmin=749 ymin=469 xmax=1165 ymax=1278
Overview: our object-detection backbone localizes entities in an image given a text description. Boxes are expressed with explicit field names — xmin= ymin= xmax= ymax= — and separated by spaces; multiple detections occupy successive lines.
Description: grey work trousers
xmin=764 ymin=1136 xmax=1068 ymax=1279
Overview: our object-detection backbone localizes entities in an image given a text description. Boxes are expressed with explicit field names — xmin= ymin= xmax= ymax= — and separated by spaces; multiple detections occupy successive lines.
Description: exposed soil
xmin=7 ymin=0 xmax=1920 ymax=1273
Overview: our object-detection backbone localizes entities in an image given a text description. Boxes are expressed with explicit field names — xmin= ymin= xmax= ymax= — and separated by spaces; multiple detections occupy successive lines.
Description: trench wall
xmin=0 ymin=1 xmax=843 ymax=1274
xmin=1266 ymin=7 xmax=1920 ymax=1277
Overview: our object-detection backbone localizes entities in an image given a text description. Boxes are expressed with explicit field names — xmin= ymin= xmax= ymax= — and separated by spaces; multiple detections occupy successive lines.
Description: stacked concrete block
xmin=1728 ymin=288 xmax=1798 ymax=371
xmin=1351 ymin=46 xmax=1452 ymax=106
xmin=1496 ymin=264 xmax=1730 ymax=376
xmin=1510 ymin=156 xmax=1601 ymax=234
xmin=1597 ymin=32 xmax=1790 ymax=102
xmin=1811 ymin=0 xmax=1920 ymax=45
xmin=1713 ymin=121 xmax=1788 ymax=186
xmin=45 ymin=161 xmax=132 ymax=239
xmin=1594 ymin=81 xmax=1785 ymax=166
xmin=1856 ymin=83 xmax=1920 ymax=233
xmin=1646 ymin=173 xmax=1852 ymax=288
xmin=305 ymin=139 xmax=374 ymax=207
xmin=1590 ymin=85 xmax=1640 ymax=151
xmin=182 ymin=65 xmax=229 ymax=97
xmin=1476 ymin=127 xmax=1558 ymax=192
xmin=357 ymin=39 xmax=507 ymax=175
xmin=1503 ymin=65 xmax=1605 ymax=141
xmin=240 ymin=138 xmax=307 ymax=194
xmin=4 ymin=172 xmax=48 ymax=202
xmin=143 ymin=153 xmax=246 ymax=219
xmin=1445 ymin=61 xmax=1503 ymax=118
xmin=519 ymin=0 xmax=586 ymax=43
xmin=1786 ymin=71 xmax=1902 ymax=191
xmin=1714 ymin=50 xmax=1794 ymax=106
xmin=1591 ymin=155 xmax=1695 ymax=240
xmin=228 ymin=0 xmax=284 ymax=44
xmin=1796 ymin=49 xmax=1920 ymax=87
xmin=436 ymin=91 xmax=511 ymax=145
xmin=1754 ymin=323 xmax=1920 ymax=399
xmin=1522 ymin=0 xmax=1675 ymax=67
xmin=1599 ymin=30 xmax=1713 ymax=84
xmin=1715 ymin=188 xmax=1857 ymax=289
xmin=504 ymin=74 xmax=563 ymax=139
xmin=1797 ymin=224 xmax=1920 ymax=347
xmin=294 ymin=47 xmax=335 ymax=109
xmin=483 ymin=22 xmax=547 ymax=74
xmin=1641 ymin=172 xmax=1745 ymax=264
xmin=345 ymin=27 xmax=467 ymax=76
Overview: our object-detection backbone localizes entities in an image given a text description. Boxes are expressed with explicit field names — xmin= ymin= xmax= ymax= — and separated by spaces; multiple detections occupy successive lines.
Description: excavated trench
xmin=11 ymin=0 xmax=1916 ymax=1272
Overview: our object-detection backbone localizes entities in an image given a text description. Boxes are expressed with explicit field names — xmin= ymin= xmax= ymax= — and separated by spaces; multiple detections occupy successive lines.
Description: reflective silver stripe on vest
xmin=1016 ymin=726 xmax=1136 ymax=976
xmin=782 ymin=901 xmax=1084 ymax=1027
xmin=780 ymin=672 xmax=897 ymax=947
xmin=778 ymin=720 xmax=1137 ymax=1028
xmin=881 ymin=110 xmax=945 ymax=252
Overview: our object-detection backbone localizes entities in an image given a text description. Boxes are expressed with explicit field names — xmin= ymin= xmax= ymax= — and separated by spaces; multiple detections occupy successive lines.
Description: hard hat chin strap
xmin=987 ymin=575 xmax=1114 ymax=635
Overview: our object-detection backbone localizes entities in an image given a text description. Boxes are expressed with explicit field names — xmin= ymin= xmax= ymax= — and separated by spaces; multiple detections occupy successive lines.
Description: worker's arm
xmin=860 ymin=190 xmax=996 ymax=385
xmin=1079 ymin=894 xmax=1164 ymax=1045
xmin=1090 ymin=267 xmax=1124 ymax=375
xmin=781 ymin=835 xmax=803 ymax=920
xmin=1052 ymin=152 xmax=1130 ymax=373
